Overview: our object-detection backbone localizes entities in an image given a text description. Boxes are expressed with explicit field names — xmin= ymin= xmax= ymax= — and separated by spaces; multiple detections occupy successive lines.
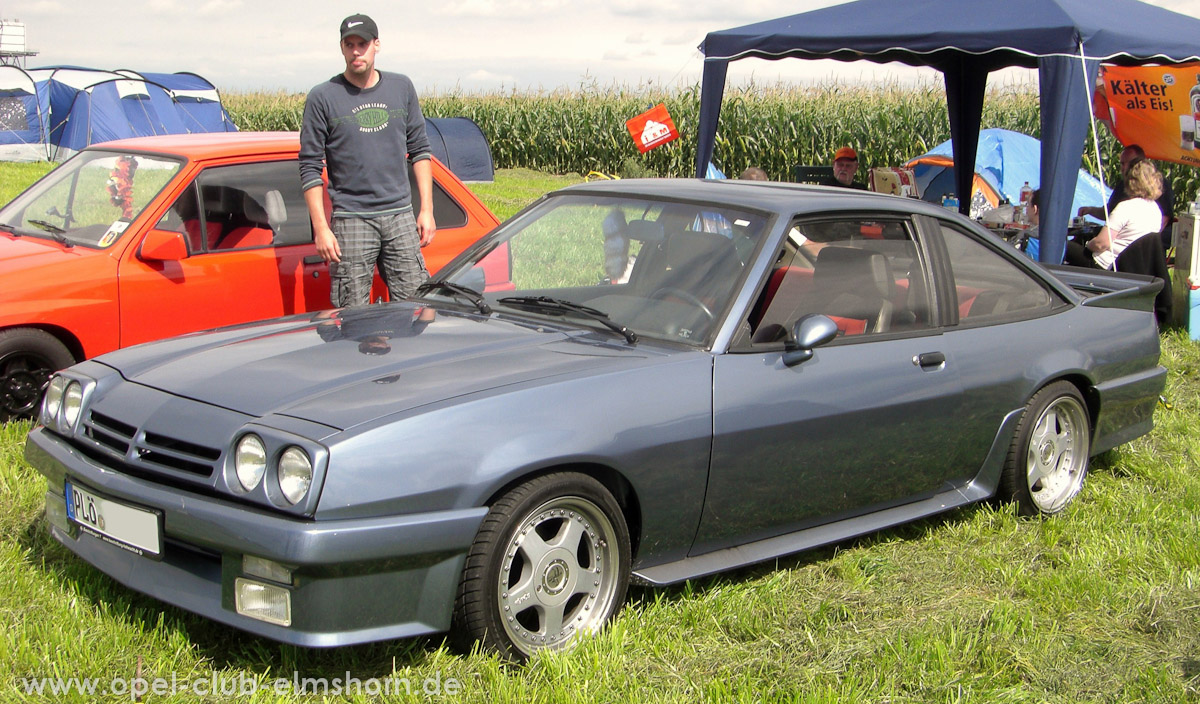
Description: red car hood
xmin=0 ymin=234 xmax=102 ymax=274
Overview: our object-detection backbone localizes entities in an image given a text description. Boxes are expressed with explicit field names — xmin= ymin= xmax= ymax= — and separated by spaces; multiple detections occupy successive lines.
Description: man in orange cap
xmin=823 ymin=146 xmax=867 ymax=190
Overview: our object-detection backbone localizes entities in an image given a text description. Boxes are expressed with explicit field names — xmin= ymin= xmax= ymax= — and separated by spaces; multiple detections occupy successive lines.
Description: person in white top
xmin=1064 ymin=158 xmax=1163 ymax=270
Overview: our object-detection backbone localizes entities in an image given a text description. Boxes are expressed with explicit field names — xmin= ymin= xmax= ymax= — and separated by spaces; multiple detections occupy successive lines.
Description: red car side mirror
xmin=139 ymin=229 xmax=189 ymax=262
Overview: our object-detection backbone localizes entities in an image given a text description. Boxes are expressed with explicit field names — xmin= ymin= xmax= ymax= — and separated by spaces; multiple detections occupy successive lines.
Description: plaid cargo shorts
xmin=330 ymin=210 xmax=429 ymax=307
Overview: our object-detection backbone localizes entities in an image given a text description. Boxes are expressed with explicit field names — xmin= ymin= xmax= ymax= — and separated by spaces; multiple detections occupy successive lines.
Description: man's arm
xmin=304 ymin=186 xmax=340 ymax=263
xmin=299 ymin=88 xmax=342 ymax=263
xmin=412 ymin=157 xmax=435 ymax=246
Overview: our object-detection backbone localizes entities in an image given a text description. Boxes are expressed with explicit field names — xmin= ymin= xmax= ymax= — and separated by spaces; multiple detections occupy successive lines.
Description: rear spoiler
xmin=1045 ymin=264 xmax=1163 ymax=314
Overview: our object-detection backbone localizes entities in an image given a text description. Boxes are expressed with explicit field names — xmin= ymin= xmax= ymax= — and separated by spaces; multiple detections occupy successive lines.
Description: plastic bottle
xmin=1191 ymin=75 xmax=1200 ymax=149
xmin=1017 ymin=181 xmax=1034 ymax=225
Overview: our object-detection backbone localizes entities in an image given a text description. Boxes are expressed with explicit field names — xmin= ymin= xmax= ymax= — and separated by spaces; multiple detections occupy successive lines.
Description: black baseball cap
xmin=339 ymin=14 xmax=378 ymax=41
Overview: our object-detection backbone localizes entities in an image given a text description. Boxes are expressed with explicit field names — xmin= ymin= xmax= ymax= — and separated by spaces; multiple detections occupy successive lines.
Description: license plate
xmin=65 ymin=481 xmax=162 ymax=558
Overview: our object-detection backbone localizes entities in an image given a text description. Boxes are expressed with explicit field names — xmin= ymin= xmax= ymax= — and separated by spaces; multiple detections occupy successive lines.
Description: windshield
xmin=431 ymin=193 xmax=771 ymax=346
xmin=0 ymin=150 xmax=182 ymax=248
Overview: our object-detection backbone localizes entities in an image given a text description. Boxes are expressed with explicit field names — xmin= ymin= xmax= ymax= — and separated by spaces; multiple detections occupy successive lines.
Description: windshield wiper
xmin=416 ymin=280 xmax=492 ymax=314
xmin=26 ymin=219 xmax=73 ymax=247
xmin=496 ymin=295 xmax=638 ymax=344
xmin=0 ymin=223 xmax=20 ymax=237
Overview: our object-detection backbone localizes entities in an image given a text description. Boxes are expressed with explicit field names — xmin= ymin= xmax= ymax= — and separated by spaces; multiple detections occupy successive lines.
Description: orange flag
xmin=625 ymin=103 xmax=679 ymax=153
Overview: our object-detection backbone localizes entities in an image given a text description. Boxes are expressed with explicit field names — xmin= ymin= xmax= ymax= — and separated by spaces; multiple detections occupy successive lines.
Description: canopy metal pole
xmin=1079 ymin=41 xmax=1110 ymax=223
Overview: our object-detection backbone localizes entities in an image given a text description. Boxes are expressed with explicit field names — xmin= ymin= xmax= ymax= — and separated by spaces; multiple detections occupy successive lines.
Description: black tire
xmin=0 ymin=328 xmax=76 ymax=421
xmin=999 ymin=381 xmax=1091 ymax=516
xmin=451 ymin=472 xmax=631 ymax=661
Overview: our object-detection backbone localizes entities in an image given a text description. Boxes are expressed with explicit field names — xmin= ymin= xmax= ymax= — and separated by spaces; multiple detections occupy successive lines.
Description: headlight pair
xmin=234 ymin=434 xmax=313 ymax=506
xmin=42 ymin=375 xmax=85 ymax=434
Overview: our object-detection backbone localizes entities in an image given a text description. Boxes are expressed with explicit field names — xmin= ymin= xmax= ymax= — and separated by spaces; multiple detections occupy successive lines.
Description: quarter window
xmin=936 ymin=222 xmax=1055 ymax=324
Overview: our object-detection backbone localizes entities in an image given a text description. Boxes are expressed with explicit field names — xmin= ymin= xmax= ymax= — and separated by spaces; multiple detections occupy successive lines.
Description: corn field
xmin=222 ymin=83 xmax=1197 ymax=203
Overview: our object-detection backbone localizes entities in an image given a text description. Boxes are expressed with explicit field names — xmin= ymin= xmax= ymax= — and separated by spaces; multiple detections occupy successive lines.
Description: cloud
xmin=197 ymin=0 xmax=243 ymax=16
xmin=439 ymin=0 xmax=569 ymax=17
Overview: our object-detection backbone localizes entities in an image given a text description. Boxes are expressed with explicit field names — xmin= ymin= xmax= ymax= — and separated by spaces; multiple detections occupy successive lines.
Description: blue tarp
xmin=0 ymin=66 xmax=237 ymax=162
xmin=907 ymin=128 xmax=1111 ymax=217
xmin=695 ymin=0 xmax=1200 ymax=265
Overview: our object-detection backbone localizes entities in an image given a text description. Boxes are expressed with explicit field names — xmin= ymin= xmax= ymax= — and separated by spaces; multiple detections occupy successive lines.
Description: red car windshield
xmin=0 ymin=150 xmax=182 ymax=249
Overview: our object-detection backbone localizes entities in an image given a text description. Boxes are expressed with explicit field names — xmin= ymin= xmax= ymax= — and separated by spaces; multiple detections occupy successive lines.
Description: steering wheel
xmin=650 ymin=287 xmax=715 ymax=322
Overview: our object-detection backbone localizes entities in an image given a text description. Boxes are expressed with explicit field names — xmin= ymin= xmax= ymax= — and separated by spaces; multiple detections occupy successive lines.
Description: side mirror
xmin=782 ymin=314 xmax=839 ymax=367
xmin=138 ymin=229 xmax=188 ymax=262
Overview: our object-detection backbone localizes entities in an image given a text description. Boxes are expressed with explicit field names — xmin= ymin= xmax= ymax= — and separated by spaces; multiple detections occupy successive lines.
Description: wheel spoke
xmin=539 ymin=602 xmax=567 ymax=637
xmin=555 ymin=515 xmax=587 ymax=554
xmin=504 ymin=576 xmax=537 ymax=612
xmin=516 ymin=527 xmax=553 ymax=566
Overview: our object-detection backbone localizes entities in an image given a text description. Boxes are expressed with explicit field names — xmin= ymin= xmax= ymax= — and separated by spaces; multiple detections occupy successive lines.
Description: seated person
xmin=821 ymin=147 xmax=868 ymax=190
xmin=1076 ymin=144 xmax=1174 ymax=251
xmin=1065 ymin=159 xmax=1163 ymax=270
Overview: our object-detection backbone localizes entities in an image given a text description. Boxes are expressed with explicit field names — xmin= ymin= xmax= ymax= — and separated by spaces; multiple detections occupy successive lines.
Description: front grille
xmin=77 ymin=409 xmax=223 ymax=480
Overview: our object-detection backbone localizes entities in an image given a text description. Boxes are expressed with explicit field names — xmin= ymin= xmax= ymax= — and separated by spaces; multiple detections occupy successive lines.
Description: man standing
xmin=300 ymin=13 xmax=436 ymax=307
xmin=1077 ymin=144 xmax=1174 ymax=250
xmin=821 ymin=146 xmax=868 ymax=190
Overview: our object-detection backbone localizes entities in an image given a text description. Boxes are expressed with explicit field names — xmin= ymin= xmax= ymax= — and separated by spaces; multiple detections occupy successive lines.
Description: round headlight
xmin=62 ymin=381 xmax=83 ymax=430
xmin=42 ymin=376 xmax=67 ymax=425
xmin=277 ymin=447 xmax=312 ymax=505
xmin=235 ymin=435 xmax=267 ymax=491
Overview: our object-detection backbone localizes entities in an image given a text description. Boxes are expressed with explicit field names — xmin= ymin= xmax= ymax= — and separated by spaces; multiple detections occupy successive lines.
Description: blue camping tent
xmin=906 ymin=128 xmax=1111 ymax=216
xmin=0 ymin=66 xmax=50 ymax=161
xmin=0 ymin=66 xmax=237 ymax=162
xmin=696 ymin=0 xmax=1200 ymax=264
xmin=425 ymin=116 xmax=494 ymax=182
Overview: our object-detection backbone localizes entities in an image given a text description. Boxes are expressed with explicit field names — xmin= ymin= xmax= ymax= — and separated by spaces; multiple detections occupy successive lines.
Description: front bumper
xmin=26 ymin=427 xmax=486 ymax=647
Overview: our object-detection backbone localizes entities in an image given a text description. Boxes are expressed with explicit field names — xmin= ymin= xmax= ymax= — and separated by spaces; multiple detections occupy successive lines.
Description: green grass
xmin=2 ymin=335 xmax=1198 ymax=702
xmin=2 ymin=164 xmax=1199 ymax=702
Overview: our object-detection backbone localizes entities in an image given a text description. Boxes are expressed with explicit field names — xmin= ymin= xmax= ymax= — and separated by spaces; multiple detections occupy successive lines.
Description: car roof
xmin=555 ymin=178 xmax=954 ymax=219
xmin=83 ymin=131 xmax=301 ymax=160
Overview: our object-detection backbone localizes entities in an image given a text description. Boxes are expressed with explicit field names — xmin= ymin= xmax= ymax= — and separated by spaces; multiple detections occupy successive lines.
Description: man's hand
xmin=417 ymin=210 xmax=436 ymax=247
xmin=314 ymin=222 xmax=341 ymax=263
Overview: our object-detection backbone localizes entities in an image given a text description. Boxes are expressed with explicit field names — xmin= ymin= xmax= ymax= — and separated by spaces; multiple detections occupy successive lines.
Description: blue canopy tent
xmin=696 ymin=0 xmax=1200 ymax=264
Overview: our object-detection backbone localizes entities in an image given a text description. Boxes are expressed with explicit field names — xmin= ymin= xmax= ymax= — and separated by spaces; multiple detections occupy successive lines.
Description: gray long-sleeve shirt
xmin=299 ymin=71 xmax=432 ymax=217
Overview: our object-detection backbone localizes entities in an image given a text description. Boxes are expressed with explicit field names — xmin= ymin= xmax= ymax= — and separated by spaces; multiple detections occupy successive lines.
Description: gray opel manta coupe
xmin=26 ymin=178 xmax=1166 ymax=661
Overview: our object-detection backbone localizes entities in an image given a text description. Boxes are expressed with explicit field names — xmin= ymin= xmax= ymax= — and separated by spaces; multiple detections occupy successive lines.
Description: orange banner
xmin=1097 ymin=63 xmax=1200 ymax=168
xmin=625 ymin=103 xmax=679 ymax=153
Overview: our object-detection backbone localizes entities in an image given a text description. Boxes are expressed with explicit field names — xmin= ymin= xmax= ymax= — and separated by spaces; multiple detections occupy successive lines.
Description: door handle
xmin=303 ymin=255 xmax=325 ymax=265
xmin=913 ymin=351 xmax=946 ymax=370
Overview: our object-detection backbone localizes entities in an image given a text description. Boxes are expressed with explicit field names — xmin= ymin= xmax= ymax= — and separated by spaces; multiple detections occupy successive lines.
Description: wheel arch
xmin=481 ymin=462 xmax=644 ymax=560
xmin=1034 ymin=372 xmax=1099 ymax=438
xmin=0 ymin=323 xmax=85 ymax=365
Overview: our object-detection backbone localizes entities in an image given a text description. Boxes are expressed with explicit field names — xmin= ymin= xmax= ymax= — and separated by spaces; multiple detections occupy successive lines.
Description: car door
xmin=694 ymin=214 xmax=971 ymax=554
xmin=117 ymin=158 xmax=329 ymax=347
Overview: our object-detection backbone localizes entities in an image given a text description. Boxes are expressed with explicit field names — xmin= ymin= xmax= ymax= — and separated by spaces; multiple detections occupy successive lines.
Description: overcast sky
xmin=6 ymin=0 xmax=1200 ymax=94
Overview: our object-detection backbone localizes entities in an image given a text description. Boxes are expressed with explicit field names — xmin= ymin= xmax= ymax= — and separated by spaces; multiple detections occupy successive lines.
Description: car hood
xmin=0 ymin=233 xmax=101 ymax=274
xmin=97 ymin=303 xmax=667 ymax=430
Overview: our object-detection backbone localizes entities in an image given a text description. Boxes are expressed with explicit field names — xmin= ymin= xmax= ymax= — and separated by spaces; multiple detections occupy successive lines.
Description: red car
xmin=0 ymin=132 xmax=501 ymax=418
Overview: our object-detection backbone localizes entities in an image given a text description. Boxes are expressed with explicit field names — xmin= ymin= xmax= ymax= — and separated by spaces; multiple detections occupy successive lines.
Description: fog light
xmin=235 ymin=578 xmax=292 ymax=626
xmin=242 ymin=555 xmax=292 ymax=585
